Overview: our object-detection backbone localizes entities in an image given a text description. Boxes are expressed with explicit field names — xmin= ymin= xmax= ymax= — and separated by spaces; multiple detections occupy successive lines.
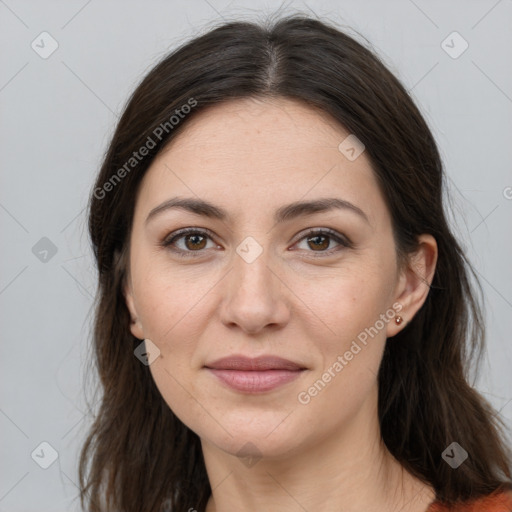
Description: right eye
xmin=161 ymin=228 xmax=220 ymax=258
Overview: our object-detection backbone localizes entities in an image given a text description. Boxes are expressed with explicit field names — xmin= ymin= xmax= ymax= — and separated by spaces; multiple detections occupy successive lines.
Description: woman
xmin=80 ymin=13 xmax=512 ymax=512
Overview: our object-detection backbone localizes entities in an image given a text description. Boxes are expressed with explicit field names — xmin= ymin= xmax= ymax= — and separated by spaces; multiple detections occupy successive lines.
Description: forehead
xmin=164 ymin=96 xmax=351 ymax=161
xmin=135 ymin=97 xmax=386 ymax=229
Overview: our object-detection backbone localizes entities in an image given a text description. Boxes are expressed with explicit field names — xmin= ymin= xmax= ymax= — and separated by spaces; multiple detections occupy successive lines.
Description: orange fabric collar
xmin=426 ymin=489 xmax=512 ymax=512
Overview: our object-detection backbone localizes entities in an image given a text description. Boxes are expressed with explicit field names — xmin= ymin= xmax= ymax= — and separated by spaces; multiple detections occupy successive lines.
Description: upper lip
xmin=205 ymin=355 xmax=305 ymax=371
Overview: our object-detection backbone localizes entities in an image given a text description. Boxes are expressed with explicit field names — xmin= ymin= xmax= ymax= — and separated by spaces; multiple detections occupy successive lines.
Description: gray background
xmin=1 ymin=0 xmax=511 ymax=510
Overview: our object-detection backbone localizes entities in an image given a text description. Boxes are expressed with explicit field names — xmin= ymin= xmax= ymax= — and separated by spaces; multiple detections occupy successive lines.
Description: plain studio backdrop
xmin=0 ymin=1 xmax=511 ymax=510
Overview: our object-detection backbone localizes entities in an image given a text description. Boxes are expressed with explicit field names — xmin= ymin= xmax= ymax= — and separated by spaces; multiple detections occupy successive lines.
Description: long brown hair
xmin=80 ymin=13 xmax=512 ymax=511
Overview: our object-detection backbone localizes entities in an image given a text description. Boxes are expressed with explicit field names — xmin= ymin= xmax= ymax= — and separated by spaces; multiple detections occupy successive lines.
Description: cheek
xmin=308 ymin=263 xmax=395 ymax=340
xmin=135 ymin=276 xmax=207 ymax=427
xmin=293 ymin=271 xmax=394 ymax=432
xmin=302 ymin=260 xmax=397 ymax=409
xmin=131 ymin=253 xmax=210 ymax=342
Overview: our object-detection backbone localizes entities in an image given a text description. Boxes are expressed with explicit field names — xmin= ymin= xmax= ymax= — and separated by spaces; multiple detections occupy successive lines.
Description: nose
xmin=218 ymin=245 xmax=291 ymax=335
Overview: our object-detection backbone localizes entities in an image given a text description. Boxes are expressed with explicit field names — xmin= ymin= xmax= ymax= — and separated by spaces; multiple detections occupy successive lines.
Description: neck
xmin=201 ymin=386 xmax=436 ymax=512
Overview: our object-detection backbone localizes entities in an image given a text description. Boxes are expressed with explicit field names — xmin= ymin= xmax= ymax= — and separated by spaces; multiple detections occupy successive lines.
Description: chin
xmin=198 ymin=414 xmax=305 ymax=461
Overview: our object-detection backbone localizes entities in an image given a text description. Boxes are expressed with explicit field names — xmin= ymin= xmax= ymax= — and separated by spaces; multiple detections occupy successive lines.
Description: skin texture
xmin=124 ymin=97 xmax=438 ymax=512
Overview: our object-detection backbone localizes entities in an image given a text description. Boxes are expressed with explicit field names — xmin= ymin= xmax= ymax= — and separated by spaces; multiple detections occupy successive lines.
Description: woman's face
xmin=125 ymin=97 xmax=419 ymax=460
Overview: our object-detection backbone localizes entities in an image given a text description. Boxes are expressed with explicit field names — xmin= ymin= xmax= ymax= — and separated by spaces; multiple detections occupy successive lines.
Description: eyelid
xmin=161 ymin=227 xmax=352 ymax=257
xmin=161 ymin=227 xmax=220 ymax=257
xmin=292 ymin=227 xmax=351 ymax=246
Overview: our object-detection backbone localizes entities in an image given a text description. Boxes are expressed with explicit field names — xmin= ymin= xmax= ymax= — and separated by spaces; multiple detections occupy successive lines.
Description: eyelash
xmin=161 ymin=227 xmax=353 ymax=259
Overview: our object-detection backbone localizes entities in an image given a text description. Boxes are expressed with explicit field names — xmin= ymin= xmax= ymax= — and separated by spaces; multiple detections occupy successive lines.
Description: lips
xmin=205 ymin=355 xmax=305 ymax=371
xmin=204 ymin=355 xmax=306 ymax=393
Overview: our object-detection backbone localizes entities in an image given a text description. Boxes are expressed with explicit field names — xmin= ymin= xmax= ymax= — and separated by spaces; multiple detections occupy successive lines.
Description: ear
xmin=124 ymin=279 xmax=145 ymax=340
xmin=386 ymin=234 xmax=438 ymax=338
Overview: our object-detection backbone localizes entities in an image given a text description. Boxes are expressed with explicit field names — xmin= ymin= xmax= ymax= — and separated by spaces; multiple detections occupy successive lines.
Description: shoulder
xmin=427 ymin=488 xmax=512 ymax=512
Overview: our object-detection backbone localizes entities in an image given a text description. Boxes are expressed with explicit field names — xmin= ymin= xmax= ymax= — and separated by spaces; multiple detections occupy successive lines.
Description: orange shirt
xmin=426 ymin=489 xmax=512 ymax=512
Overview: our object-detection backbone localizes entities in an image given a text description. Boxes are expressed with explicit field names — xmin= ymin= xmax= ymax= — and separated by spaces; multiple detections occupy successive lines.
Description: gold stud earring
xmin=395 ymin=316 xmax=403 ymax=325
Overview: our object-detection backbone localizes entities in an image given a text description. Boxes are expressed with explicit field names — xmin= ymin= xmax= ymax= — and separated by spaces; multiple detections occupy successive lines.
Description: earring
xmin=395 ymin=316 xmax=403 ymax=325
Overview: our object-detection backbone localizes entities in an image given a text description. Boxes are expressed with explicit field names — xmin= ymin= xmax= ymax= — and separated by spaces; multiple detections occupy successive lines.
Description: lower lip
xmin=207 ymin=368 xmax=304 ymax=393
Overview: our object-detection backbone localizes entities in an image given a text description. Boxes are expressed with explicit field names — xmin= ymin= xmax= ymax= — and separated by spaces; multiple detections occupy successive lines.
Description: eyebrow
xmin=145 ymin=196 xmax=370 ymax=225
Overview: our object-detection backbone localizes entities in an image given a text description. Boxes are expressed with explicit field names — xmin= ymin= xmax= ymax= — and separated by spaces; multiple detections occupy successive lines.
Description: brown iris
xmin=307 ymin=234 xmax=329 ymax=251
xmin=184 ymin=234 xmax=207 ymax=251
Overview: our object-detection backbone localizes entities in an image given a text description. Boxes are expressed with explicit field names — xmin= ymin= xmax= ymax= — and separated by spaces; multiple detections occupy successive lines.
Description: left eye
xmin=293 ymin=229 xmax=350 ymax=255
xmin=161 ymin=228 xmax=351 ymax=257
